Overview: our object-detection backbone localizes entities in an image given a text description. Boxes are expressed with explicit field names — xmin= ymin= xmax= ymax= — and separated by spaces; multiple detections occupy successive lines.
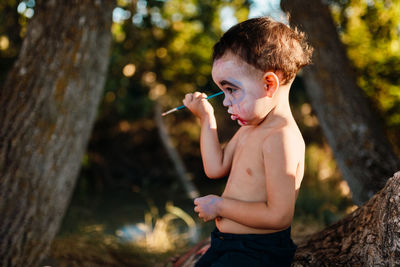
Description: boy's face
xmin=211 ymin=53 xmax=273 ymax=126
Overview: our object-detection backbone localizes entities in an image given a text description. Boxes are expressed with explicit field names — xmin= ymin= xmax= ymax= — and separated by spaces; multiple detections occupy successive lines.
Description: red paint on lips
xmin=230 ymin=114 xmax=247 ymax=125
xmin=238 ymin=117 xmax=247 ymax=125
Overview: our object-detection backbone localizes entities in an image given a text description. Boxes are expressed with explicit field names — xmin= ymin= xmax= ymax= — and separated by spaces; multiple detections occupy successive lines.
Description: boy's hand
xmin=194 ymin=195 xmax=222 ymax=222
xmin=183 ymin=92 xmax=214 ymax=120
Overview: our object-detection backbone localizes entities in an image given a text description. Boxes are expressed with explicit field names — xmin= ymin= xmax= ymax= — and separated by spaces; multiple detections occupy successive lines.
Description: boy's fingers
xmin=184 ymin=93 xmax=193 ymax=101
xmin=201 ymin=93 xmax=207 ymax=98
xmin=193 ymin=92 xmax=202 ymax=98
xmin=183 ymin=93 xmax=193 ymax=106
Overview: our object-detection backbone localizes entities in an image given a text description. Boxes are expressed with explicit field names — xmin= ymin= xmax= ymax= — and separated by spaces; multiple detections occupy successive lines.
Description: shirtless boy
xmin=183 ymin=17 xmax=313 ymax=266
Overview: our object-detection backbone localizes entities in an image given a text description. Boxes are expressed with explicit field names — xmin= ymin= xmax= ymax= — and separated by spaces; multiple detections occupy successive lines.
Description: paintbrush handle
xmin=162 ymin=91 xmax=224 ymax=116
xmin=205 ymin=91 xmax=224 ymax=100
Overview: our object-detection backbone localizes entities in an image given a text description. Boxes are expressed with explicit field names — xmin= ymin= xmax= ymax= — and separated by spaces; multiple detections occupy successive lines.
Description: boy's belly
xmin=216 ymin=184 xmax=280 ymax=234
xmin=216 ymin=217 xmax=279 ymax=234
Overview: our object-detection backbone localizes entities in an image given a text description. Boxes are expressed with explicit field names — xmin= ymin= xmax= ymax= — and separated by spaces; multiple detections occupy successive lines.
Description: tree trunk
xmin=168 ymin=171 xmax=400 ymax=266
xmin=292 ymin=171 xmax=400 ymax=266
xmin=281 ymin=0 xmax=400 ymax=205
xmin=0 ymin=1 xmax=113 ymax=266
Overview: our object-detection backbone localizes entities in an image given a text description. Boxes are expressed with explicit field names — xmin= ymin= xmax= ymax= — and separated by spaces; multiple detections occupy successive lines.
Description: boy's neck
xmin=259 ymin=83 xmax=293 ymax=128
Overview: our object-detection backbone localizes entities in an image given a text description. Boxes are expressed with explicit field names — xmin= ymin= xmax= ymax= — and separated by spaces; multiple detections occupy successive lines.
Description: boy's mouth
xmin=230 ymin=114 xmax=247 ymax=125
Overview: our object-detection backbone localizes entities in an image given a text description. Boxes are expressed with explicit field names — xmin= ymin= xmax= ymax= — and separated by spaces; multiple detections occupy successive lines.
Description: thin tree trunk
xmin=0 ymin=1 xmax=113 ymax=266
xmin=281 ymin=0 xmax=400 ymax=205
xmin=154 ymin=101 xmax=200 ymax=200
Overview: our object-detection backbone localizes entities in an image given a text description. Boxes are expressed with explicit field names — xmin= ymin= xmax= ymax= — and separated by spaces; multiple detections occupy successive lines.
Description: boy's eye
xmin=226 ymin=87 xmax=235 ymax=93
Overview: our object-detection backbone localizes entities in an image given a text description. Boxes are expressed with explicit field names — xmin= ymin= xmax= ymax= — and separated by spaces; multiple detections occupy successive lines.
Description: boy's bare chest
xmin=223 ymin=132 xmax=267 ymax=201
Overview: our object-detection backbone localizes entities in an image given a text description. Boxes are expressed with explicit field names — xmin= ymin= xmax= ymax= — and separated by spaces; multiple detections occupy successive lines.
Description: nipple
xmin=246 ymin=168 xmax=253 ymax=176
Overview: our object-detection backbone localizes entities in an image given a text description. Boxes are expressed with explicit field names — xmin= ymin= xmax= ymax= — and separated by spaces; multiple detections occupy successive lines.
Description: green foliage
xmin=102 ymin=0 xmax=251 ymax=124
xmin=295 ymin=144 xmax=354 ymax=226
xmin=330 ymin=0 xmax=400 ymax=152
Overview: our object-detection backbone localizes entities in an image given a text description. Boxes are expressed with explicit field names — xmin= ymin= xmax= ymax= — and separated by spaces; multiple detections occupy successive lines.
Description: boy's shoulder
xmin=231 ymin=122 xmax=305 ymax=155
xmin=261 ymin=123 xmax=305 ymax=157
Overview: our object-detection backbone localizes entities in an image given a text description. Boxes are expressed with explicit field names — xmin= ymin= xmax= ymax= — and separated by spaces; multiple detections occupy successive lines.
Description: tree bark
xmin=281 ymin=0 xmax=400 ymax=205
xmin=292 ymin=171 xmax=400 ymax=266
xmin=0 ymin=1 xmax=113 ymax=266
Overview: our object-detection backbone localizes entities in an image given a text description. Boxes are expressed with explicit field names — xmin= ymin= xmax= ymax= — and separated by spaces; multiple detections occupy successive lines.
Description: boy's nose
xmin=222 ymin=94 xmax=231 ymax=107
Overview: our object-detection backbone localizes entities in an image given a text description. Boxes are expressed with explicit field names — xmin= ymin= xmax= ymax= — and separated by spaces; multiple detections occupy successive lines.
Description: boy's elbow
xmin=262 ymin=211 xmax=293 ymax=230
xmin=274 ymin=212 xmax=293 ymax=230
xmin=277 ymin=217 xmax=292 ymax=230
xmin=204 ymin=168 xmax=226 ymax=179
xmin=205 ymin=171 xmax=224 ymax=179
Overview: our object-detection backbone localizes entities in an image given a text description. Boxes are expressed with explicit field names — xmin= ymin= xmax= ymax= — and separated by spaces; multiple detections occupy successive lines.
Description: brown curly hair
xmin=212 ymin=17 xmax=313 ymax=85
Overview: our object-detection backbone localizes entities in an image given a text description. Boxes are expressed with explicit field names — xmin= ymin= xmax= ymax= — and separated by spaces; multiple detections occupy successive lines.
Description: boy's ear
xmin=263 ymin=72 xmax=280 ymax=98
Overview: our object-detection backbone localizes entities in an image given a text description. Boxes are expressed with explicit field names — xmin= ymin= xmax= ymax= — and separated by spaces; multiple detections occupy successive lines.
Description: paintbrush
xmin=161 ymin=91 xmax=224 ymax=116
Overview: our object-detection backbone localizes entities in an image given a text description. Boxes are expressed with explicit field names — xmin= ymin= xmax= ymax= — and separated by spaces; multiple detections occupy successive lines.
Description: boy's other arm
xmin=184 ymin=92 xmax=238 ymax=178
xmin=195 ymin=132 xmax=302 ymax=229
xmin=200 ymin=116 xmax=239 ymax=178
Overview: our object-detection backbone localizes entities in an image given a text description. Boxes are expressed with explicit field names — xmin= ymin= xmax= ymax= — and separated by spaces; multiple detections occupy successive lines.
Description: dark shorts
xmin=195 ymin=227 xmax=297 ymax=267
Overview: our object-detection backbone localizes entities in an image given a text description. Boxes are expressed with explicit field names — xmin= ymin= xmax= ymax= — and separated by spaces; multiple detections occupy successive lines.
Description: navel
xmin=246 ymin=168 xmax=252 ymax=176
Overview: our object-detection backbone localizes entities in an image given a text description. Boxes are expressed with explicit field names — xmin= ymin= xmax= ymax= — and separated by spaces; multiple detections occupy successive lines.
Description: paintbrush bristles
xmin=161 ymin=108 xmax=178 ymax=116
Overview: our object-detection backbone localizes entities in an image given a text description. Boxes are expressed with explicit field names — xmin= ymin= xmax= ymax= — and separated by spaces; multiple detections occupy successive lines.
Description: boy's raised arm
xmin=183 ymin=92 xmax=237 ymax=178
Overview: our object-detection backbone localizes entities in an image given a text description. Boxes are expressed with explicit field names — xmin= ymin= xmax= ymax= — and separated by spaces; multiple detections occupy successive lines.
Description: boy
xmin=183 ymin=17 xmax=313 ymax=266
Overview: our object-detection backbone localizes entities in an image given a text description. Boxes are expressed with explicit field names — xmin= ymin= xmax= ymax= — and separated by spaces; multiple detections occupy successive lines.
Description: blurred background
xmin=1 ymin=0 xmax=399 ymax=266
